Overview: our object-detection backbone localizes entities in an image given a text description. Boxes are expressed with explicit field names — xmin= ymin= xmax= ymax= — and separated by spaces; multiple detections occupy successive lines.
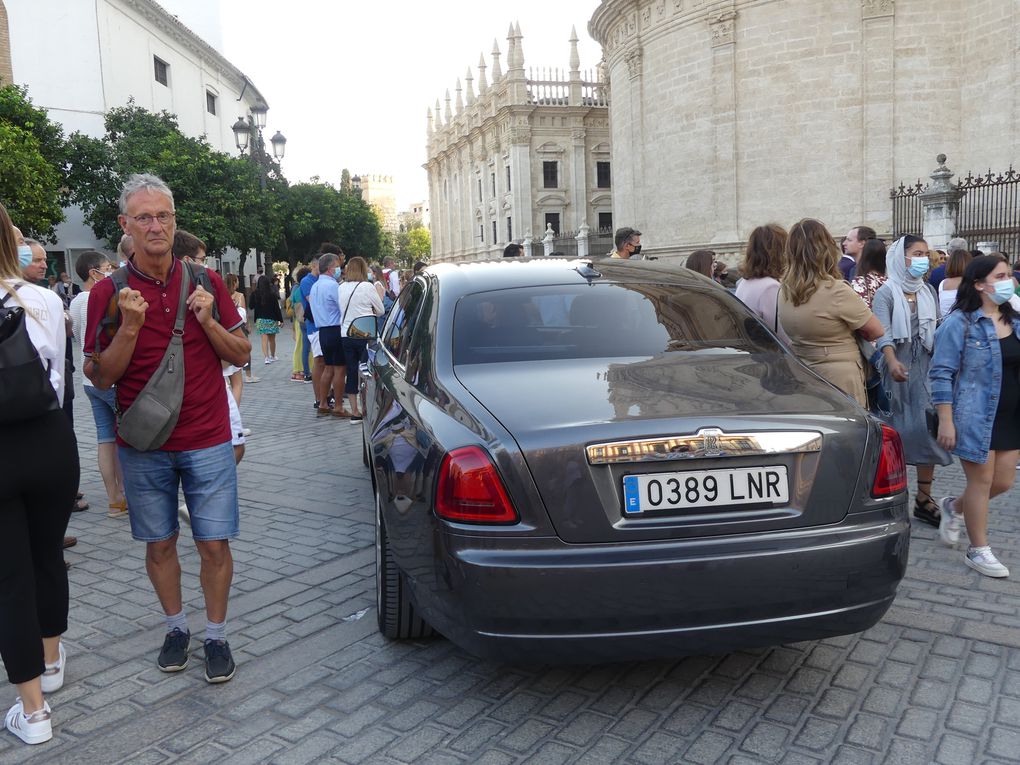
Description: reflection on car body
xmin=353 ymin=258 xmax=909 ymax=663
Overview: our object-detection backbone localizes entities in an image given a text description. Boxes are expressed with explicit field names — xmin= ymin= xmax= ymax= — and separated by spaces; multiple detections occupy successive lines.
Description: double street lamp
xmin=232 ymin=101 xmax=286 ymax=272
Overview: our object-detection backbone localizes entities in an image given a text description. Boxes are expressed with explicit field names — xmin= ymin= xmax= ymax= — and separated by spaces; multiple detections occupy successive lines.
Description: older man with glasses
xmin=83 ymin=174 xmax=250 ymax=684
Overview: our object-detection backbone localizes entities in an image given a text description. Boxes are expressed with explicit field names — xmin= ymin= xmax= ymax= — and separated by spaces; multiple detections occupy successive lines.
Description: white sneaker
xmin=5 ymin=699 xmax=52 ymax=745
xmin=40 ymin=642 xmax=65 ymax=693
xmin=938 ymin=497 xmax=963 ymax=547
xmin=965 ymin=546 xmax=1010 ymax=578
xmin=241 ymin=428 xmax=252 ymax=437
xmin=263 ymin=358 xmax=272 ymax=365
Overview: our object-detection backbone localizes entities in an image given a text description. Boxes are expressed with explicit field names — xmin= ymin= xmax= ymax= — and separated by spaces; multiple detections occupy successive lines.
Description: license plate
xmin=622 ymin=466 xmax=789 ymax=514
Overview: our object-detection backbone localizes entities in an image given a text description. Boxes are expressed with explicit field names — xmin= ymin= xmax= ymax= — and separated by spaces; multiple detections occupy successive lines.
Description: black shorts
xmin=318 ymin=325 xmax=345 ymax=366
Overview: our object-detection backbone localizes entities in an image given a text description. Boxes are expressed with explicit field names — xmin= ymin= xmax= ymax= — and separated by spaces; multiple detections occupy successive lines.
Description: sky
xmin=161 ymin=0 xmax=605 ymax=211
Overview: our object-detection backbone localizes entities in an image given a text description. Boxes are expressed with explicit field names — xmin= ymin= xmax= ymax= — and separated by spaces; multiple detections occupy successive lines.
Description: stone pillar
xmin=0 ymin=1 xmax=11 ymax=85
xmin=861 ymin=0 xmax=896 ymax=232
xmin=919 ymin=155 xmax=965 ymax=251
xmin=576 ymin=223 xmax=590 ymax=258
xmin=542 ymin=224 xmax=555 ymax=256
xmin=523 ymin=234 xmax=533 ymax=257
xmin=709 ymin=8 xmax=739 ymax=243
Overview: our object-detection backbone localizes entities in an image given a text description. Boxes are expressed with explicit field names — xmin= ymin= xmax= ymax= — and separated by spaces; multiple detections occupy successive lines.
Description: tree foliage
xmin=66 ymin=103 xmax=285 ymax=257
xmin=0 ymin=85 xmax=68 ymax=240
xmin=276 ymin=182 xmax=386 ymax=266
xmin=392 ymin=221 xmax=431 ymax=268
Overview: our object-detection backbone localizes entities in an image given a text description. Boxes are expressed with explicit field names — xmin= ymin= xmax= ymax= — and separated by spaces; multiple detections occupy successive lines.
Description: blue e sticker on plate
xmin=623 ymin=476 xmax=641 ymax=514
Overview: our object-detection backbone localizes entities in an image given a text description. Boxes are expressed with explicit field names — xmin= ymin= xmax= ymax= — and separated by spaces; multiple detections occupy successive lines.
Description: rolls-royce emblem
xmin=699 ymin=428 xmax=723 ymax=456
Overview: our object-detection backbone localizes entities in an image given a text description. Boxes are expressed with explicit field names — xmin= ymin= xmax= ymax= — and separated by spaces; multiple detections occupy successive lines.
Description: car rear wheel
xmin=376 ymin=492 xmax=434 ymax=640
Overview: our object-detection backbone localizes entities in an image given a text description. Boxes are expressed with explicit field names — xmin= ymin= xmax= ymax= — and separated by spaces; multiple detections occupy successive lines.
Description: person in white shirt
xmin=1 ymin=204 xmax=79 ymax=747
xmin=382 ymin=256 xmax=401 ymax=300
xmin=69 ymin=251 xmax=128 ymax=518
xmin=339 ymin=256 xmax=384 ymax=421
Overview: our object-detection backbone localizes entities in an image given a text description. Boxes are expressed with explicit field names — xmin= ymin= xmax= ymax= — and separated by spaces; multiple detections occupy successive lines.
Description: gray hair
xmin=947 ymin=237 xmax=969 ymax=254
xmin=318 ymin=252 xmax=339 ymax=274
xmin=118 ymin=173 xmax=175 ymax=214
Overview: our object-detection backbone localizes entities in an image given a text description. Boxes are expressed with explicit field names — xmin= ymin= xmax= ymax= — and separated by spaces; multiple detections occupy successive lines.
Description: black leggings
xmin=341 ymin=337 xmax=367 ymax=395
xmin=0 ymin=409 xmax=78 ymax=684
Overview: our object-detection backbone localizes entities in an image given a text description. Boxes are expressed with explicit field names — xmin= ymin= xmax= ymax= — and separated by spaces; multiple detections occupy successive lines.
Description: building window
xmin=492 ymin=220 xmax=497 ymax=245
xmin=478 ymin=178 xmax=482 ymax=201
xmin=490 ymin=172 xmax=496 ymax=197
xmin=154 ymin=56 xmax=169 ymax=86
xmin=598 ymin=212 xmax=613 ymax=233
xmin=479 ymin=224 xmax=484 ymax=242
xmin=507 ymin=217 xmax=512 ymax=242
xmin=505 ymin=166 xmax=511 ymax=192
xmin=596 ymin=161 xmax=611 ymax=189
xmin=545 ymin=213 xmax=560 ymax=236
xmin=206 ymin=91 xmax=217 ymax=115
xmin=543 ymin=161 xmax=558 ymax=189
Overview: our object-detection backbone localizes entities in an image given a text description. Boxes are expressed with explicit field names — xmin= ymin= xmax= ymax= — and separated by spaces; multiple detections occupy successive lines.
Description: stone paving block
xmin=269 ymin=732 xmax=344 ymax=765
xmin=883 ymin=737 xmax=935 ymax=765
xmin=830 ymin=745 xmax=875 ymax=765
xmin=331 ymin=728 xmax=398 ymax=765
xmin=328 ymin=704 xmax=388 ymax=738
xmin=384 ymin=725 xmax=448 ymax=762
xmin=571 ymin=735 xmax=632 ymax=765
xmin=712 ymin=700 xmax=758 ymax=731
xmin=682 ymin=730 xmax=733 ymax=765
xmin=607 ymin=707 xmax=661 ymax=742
xmin=740 ymin=721 xmax=789 ymax=760
xmin=499 ymin=718 xmax=555 ymax=753
xmin=986 ymin=726 xmax=1020 ymax=762
xmin=844 ymin=713 xmax=887 ymax=751
xmin=554 ymin=710 xmax=617 ymax=746
xmin=935 ymin=733 xmax=979 ymax=764
xmin=589 ymin=685 xmax=636 ymax=715
xmin=218 ymin=738 xmax=286 ymax=765
xmin=662 ymin=703 xmax=710 ymax=736
xmin=630 ymin=731 xmax=687 ymax=765
xmin=794 ymin=718 xmax=841 ymax=752
xmin=446 ymin=719 xmax=504 ymax=755
xmin=539 ymin=690 xmax=588 ymax=722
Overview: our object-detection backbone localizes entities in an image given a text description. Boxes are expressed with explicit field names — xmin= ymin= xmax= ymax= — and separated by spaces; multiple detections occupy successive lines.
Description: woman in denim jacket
xmin=929 ymin=255 xmax=1020 ymax=578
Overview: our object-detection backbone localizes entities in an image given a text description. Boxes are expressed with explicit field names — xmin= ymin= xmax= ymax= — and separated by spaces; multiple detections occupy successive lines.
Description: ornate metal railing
xmin=890 ymin=179 xmax=925 ymax=238
xmin=956 ymin=167 xmax=1020 ymax=258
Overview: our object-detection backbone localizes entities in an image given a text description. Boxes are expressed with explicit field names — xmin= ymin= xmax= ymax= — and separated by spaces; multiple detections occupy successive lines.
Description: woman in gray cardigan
xmin=873 ymin=235 xmax=952 ymax=526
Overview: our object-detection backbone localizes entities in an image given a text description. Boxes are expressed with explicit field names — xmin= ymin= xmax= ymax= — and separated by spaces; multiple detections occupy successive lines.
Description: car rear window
xmin=453 ymin=283 xmax=780 ymax=364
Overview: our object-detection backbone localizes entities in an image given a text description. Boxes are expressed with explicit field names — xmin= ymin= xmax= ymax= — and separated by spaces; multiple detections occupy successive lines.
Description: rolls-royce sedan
xmin=349 ymin=258 xmax=909 ymax=663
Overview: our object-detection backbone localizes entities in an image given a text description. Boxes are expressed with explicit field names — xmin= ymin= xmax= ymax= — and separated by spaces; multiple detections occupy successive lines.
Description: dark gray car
xmin=353 ymin=258 xmax=909 ymax=663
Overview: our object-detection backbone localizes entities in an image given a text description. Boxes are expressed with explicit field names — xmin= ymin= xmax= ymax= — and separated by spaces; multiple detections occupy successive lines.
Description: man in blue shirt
xmin=299 ymin=258 xmax=319 ymax=394
xmin=308 ymin=250 xmax=348 ymax=416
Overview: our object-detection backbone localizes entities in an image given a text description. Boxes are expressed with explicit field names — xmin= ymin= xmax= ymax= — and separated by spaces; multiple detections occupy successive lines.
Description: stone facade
xmin=356 ymin=174 xmax=399 ymax=233
xmin=589 ymin=0 xmax=1020 ymax=261
xmin=0 ymin=1 xmax=11 ymax=85
xmin=426 ymin=24 xmax=611 ymax=263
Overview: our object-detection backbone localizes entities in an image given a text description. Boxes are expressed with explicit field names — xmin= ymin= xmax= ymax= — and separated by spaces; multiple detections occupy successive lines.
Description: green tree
xmin=393 ymin=221 xmax=431 ymax=269
xmin=0 ymin=85 xmax=68 ymax=240
xmin=276 ymin=181 xmax=386 ymax=266
xmin=66 ymin=102 xmax=285 ymax=265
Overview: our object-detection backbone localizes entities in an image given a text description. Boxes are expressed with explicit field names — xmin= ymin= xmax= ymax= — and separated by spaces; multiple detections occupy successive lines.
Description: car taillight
xmin=435 ymin=446 xmax=519 ymax=524
xmin=872 ymin=424 xmax=907 ymax=497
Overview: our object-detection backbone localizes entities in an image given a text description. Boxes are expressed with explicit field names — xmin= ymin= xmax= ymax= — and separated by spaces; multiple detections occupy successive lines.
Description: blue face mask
xmin=907 ymin=256 xmax=929 ymax=278
xmin=333 ymin=267 xmax=342 ymax=279
xmin=17 ymin=244 xmax=32 ymax=268
xmin=990 ymin=279 xmax=1015 ymax=305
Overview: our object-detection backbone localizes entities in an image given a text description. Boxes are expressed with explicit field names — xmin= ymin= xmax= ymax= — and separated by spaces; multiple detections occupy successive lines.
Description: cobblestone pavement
xmin=4 ymin=324 xmax=1020 ymax=765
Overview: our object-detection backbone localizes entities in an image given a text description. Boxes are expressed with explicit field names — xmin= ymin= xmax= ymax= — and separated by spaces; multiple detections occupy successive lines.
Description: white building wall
xmin=6 ymin=0 xmax=265 ymax=276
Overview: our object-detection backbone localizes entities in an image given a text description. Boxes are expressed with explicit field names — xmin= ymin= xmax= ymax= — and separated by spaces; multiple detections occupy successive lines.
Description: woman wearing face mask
xmin=871 ymin=235 xmax=951 ymax=527
xmin=929 ymin=255 xmax=1020 ymax=577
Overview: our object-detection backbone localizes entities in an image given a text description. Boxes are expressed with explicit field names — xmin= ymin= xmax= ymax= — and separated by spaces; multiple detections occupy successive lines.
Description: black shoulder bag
xmin=0 ymin=284 xmax=60 ymax=424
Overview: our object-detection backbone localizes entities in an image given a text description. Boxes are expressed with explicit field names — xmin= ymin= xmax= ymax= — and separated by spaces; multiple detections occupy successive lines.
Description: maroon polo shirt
xmin=84 ymin=257 xmax=244 ymax=451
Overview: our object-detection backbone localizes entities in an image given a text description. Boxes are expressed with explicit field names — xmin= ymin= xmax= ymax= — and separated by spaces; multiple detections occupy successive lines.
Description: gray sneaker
xmin=938 ymin=497 xmax=963 ymax=547
xmin=157 ymin=628 xmax=190 ymax=672
xmin=203 ymin=639 xmax=236 ymax=684
xmin=965 ymin=546 xmax=1010 ymax=578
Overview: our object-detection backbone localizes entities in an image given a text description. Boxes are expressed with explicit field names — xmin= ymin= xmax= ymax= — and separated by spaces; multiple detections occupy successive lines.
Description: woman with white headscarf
xmin=872 ymin=235 xmax=952 ymax=527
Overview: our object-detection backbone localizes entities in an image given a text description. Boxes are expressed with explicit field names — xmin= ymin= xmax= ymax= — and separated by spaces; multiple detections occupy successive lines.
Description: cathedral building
xmin=426 ymin=24 xmax=611 ymax=263
xmin=588 ymin=0 xmax=1020 ymax=259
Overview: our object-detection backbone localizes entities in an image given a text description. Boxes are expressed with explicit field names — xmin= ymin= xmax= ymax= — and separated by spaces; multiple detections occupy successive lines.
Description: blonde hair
xmin=0 ymin=201 xmax=34 ymax=316
xmin=781 ymin=218 xmax=841 ymax=307
xmin=224 ymin=273 xmax=239 ymax=293
xmin=344 ymin=256 xmax=368 ymax=282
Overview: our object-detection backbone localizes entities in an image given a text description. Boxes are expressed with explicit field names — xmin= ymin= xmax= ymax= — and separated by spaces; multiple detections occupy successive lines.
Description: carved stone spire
xmin=455 ymin=78 xmax=464 ymax=113
xmin=435 ymin=99 xmax=441 ymax=127
xmin=465 ymin=67 xmax=475 ymax=106
xmin=569 ymin=25 xmax=580 ymax=75
xmin=491 ymin=39 xmax=502 ymax=81
xmin=427 ymin=107 xmax=434 ymax=136
xmin=477 ymin=53 xmax=489 ymax=94
xmin=513 ymin=21 xmax=525 ymax=70
xmin=506 ymin=23 xmax=517 ymax=70
xmin=444 ymin=89 xmax=452 ymax=122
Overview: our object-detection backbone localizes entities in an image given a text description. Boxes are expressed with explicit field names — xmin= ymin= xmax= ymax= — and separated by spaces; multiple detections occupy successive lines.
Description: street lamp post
xmin=232 ymin=102 xmax=286 ymax=273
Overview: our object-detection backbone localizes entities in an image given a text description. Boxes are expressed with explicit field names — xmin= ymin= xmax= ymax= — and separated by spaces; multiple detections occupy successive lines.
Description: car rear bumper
xmin=413 ymin=505 xmax=908 ymax=663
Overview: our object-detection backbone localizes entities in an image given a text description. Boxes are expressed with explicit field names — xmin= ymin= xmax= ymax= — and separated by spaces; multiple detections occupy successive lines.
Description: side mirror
xmin=348 ymin=315 xmax=378 ymax=340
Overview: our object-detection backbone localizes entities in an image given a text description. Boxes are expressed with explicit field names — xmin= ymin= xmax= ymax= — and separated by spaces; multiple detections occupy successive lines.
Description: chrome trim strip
xmin=585 ymin=428 xmax=823 ymax=465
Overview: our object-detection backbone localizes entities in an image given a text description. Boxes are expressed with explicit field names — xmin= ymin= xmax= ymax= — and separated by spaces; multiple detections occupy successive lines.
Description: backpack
xmin=96 ymin=261 xmax=219 ymax=345
xmin=0 ymin=284 xmax=61 ymax=424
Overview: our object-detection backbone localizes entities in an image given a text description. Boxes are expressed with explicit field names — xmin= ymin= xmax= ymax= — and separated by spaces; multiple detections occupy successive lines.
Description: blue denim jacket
xmin=929 ymin=309 xmax=1020 ymax=463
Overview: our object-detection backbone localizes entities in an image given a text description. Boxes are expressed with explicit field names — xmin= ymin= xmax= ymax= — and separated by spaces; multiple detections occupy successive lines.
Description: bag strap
xmin=173 ymin=259 xmax=191 ymax=334
xmin=341 ymin=281 xmax=366 ymax=318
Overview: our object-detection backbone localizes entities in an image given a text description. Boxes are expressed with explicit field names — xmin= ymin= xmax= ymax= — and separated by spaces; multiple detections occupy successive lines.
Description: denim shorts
xmin=118 ymin=441 xmax=239 ymax=542
xmin=85 ymin=385 xmax=118 ymax=444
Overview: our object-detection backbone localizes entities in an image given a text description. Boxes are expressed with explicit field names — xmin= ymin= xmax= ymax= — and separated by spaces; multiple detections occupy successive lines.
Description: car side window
xmin=381 ymin=280 xmax=426 ymax=365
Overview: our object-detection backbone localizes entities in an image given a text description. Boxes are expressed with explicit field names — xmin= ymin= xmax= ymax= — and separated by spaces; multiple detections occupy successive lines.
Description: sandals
xmin=913 ymin=481 xmax=940 ymax=528
xmin=107 ymin=500 xmax=128 ymax=519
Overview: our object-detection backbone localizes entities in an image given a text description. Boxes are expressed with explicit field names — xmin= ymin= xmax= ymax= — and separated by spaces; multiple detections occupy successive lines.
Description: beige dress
xmin=778 ymin=279 xmax=872 ymax=406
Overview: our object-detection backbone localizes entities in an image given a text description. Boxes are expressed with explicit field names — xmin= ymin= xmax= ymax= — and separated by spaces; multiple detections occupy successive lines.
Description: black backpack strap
xmin=184 ymin=262 xmax=220 ymax=323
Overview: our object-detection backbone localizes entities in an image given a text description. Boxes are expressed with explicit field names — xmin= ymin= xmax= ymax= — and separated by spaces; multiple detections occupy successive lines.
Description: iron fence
xmin=956 ymin=167 xmax=1020 ymax=259
xmin=890 ymin=180 xmax=925 ymax=238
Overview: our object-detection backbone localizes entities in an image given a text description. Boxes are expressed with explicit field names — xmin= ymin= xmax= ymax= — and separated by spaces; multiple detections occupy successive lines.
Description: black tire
xmin=376 ymin=493 xmax=434 ymax=640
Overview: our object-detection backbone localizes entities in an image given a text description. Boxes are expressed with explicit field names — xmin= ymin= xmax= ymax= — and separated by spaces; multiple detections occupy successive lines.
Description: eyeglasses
xmin=126 ymin=212 xmax=176 ymax=227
